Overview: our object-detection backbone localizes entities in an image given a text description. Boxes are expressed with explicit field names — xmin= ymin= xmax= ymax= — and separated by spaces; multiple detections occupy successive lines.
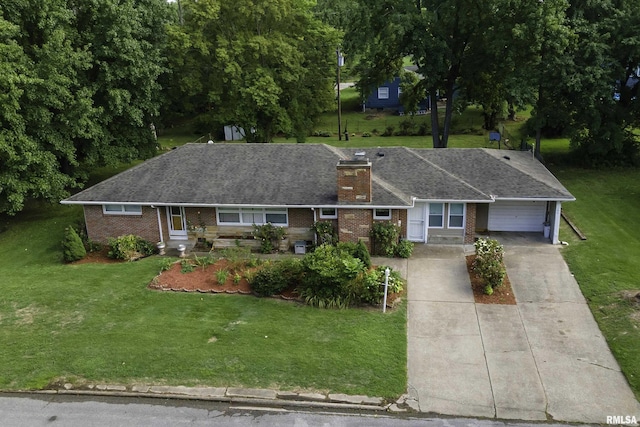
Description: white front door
xmin=167 ymin=206 xmax=188 ymax=239
xmin=408 ymin=202 xmax=427 ymax=242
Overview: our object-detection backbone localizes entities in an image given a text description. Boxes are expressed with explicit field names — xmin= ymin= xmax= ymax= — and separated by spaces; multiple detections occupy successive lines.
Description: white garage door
xmin=488 ymin=201 xmax=547 ymax=232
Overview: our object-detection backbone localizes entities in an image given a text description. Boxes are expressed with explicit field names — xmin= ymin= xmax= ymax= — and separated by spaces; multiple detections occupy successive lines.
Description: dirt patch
xmin=465 ymin=255 xmax=516 ymax=305
xmin=71 ymin=247 xmax=121 ymax=265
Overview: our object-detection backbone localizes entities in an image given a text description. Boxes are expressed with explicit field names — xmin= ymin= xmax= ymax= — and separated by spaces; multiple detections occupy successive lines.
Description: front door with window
xmin=167 ymin=206 xmax=187 ymax=240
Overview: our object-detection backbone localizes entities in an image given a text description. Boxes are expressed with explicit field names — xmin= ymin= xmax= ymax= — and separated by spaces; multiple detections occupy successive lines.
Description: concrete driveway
xmin=406 ymin=237 xmax=640 ymax=423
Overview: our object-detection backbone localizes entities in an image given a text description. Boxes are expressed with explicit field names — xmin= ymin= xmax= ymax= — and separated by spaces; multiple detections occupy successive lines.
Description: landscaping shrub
xmin=395 ymin=240 xmax=414 ymax=258
xmin=370 ymin=222 xmax=400 ymax=256
xmin=158 ymin=258 xmax=175 ymax=272
xmin=347 ymin=266 xmax=405 ymax=305
xmin=62 ymin=226 xmax=87 ymax=262
xmin=382 ymin=125 xmax=395 ymax=136
xmin=336 ymin=240 xmax=371 ymax=268
xmin=312 ymin=221 xmax=337 ymax=246
xmin=473 ymin=238 xmax=506 ymax=292
xmin=251 ymin=258 xmax=303 ymax=297
xmin=252 ymin=223 xmax=286 ymax=253
xmin=215 ymin=268 xmax=229 ymax=284
xmin=107 ymin=234 xmax=155 ymax=261
xmin=299 ymin=244 xmax=366 ymax=308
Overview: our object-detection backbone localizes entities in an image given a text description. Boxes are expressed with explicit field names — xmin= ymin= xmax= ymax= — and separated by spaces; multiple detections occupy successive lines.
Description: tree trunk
xmin=441 ymin=81 xmax=456 ymax=148
xmin=429 ymin=88 xmax=441 ymax=148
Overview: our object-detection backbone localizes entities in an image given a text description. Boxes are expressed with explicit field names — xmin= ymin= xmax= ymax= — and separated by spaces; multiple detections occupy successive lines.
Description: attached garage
xmin=487 ymin=200 xmax=547 ymax=232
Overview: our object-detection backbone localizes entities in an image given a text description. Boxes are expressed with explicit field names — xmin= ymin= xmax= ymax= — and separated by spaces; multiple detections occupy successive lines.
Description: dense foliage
xmin=163 ymin=0 xmax=340 ymax=142
xmin=0 ymin=1 xmax=168 ymax=214
xmin=345 ymin=0 xmax=639 ymax=164
xmin=251 ymin=258 xmax=304 ymax=297
xmin=107 ymin=234 xmax=156 ymax=261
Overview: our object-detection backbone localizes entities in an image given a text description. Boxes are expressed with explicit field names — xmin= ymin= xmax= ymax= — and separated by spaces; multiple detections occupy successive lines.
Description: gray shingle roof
xmin=62 ymin=143 xmax=574 ymax=207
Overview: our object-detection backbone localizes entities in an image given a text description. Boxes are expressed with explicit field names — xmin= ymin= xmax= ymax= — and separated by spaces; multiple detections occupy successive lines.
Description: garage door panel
xmin=488 ymin=201 xmax=546 ymax=232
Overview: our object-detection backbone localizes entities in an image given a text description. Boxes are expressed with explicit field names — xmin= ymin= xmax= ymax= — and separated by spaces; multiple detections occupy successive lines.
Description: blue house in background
xmin=363 ymin=68 xmax=430 ymax=115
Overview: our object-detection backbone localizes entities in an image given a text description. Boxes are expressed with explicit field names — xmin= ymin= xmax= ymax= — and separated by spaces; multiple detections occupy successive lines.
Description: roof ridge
xmin=371 ymin=174 xmax=413 ymax=205
xmin=406 ymin=148 xmax=492 ymax=199
xmin=322 ymin=144 xmax=348 ymax=159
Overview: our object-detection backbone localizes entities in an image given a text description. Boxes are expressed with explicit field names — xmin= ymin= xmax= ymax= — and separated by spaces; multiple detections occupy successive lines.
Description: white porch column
xmin=552 ymin=202 xmax=562 ymax=244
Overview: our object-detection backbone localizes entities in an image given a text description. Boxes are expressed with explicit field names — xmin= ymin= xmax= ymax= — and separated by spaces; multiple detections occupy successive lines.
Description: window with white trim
xmin=373 ymin=208 xmax=392 ymax=220
xmin=448 ymin=203 xmax=464 ymax=228
xmin=217 ymin=207 xmax=288 ymax=225
xmin=103 ymin=204 xmax=142 ymax=215
xmin=319 ymin=208 xmax=337 ymax=219
xmin=428 ymin=203 xmax=444 ymax=227
xmin=378 ymin=87 xmax=389 ymax=99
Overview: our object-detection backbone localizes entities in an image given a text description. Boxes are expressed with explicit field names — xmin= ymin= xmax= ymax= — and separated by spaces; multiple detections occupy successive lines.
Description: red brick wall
xmin=464 ymin=203 xmax=477 ymax=244
xmin=184 ymin=207 xmax=217 ymax=228
xmin=289 ymin=208 xmax=314 ymax=228
xmin=337 ymin=161 xmax=371 ymax=203
xmin=337 ymin=208 xmax=373 ymax=250
xmin=84 ymin=205 xmax=161 ymax=244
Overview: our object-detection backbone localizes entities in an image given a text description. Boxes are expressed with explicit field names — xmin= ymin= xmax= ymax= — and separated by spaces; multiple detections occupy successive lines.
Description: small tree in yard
xmin=473 ymin=238 xmax=506 ymax=294
xmin=62 ymin=227 xmax=86 ymax=262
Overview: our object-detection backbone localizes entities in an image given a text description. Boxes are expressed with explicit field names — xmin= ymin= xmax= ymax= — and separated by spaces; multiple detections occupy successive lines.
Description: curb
xmin=12 ymin=385 xmax=419 ymax=413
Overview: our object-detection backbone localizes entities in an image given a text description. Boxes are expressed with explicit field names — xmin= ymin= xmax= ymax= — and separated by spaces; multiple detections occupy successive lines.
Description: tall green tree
xmin=0 ymin=0 xmax=169 ymax=215
xmin=165 ymin=0 xmax=339 ymax=143
xmin=348 ymin=0 xmax=522 ymax=148
xmin=566 ymin=0 xmax=640 ymax=165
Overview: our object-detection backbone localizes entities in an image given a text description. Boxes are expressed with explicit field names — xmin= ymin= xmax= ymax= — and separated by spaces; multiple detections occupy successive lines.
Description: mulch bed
xmin=465 ymin=255 xmax=516 ymax=305
xmin=148 ymin=258 xmax=301 ymax=300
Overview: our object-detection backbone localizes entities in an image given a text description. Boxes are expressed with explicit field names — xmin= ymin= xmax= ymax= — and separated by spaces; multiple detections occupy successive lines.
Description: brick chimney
xmin=337 ymin=157 xmax=372 ymax=203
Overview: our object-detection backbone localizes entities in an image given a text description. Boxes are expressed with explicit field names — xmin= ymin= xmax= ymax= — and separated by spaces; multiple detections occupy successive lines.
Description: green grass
xmin=553 ymin=166 xmax=640 ymax=400
xmin=0 ymin=204 xmax=406 ymax=398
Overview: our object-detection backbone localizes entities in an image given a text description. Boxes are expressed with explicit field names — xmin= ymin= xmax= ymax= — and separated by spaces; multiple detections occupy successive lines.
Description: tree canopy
xmin=0 ymin=0 xmax=168 ymax=215
xmin=164 ymin=0 xmax=340 ymax=143
xmin=345 ymin=0 xmax=639 ymax=161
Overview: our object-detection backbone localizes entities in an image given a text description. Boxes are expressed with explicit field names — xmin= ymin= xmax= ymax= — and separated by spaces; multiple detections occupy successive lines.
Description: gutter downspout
xmin=156 ymin=206 xmax=164 ymax=243
xmin=311 ymin=208 xmax=317 ymax=246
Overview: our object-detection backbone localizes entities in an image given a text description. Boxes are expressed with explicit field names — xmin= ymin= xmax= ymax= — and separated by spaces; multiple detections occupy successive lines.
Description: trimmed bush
xmin=251 ymin=258 xmax=303 ymax=297
xmin=336 ymin=240 xmax=371 ymax=268
xmin=299 ymin=244 xmax=366 ymax=307
xmin=370 ymin=222 xmax=400 ymax=256
xmin=107 ymin=234 xmax=155 ymax=261
xmin=473 ymin=238 xmax=506 ymax=290
xmin=62 ymin=227 xmax=86 ymax=262
xmin=312 ymin=221 xmax=337 ymax=246
xmin=347 ymin=266 xmax=405 ymax=305
xmin=252 ymin=223 xmax=286 ymax=253
xmin=395 ymin=240 xmax=414 ymax=258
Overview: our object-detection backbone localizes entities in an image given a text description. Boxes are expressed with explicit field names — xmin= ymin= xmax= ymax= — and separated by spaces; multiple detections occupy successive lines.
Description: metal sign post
xmin=382 ymin=267 xmax=390 ymax=313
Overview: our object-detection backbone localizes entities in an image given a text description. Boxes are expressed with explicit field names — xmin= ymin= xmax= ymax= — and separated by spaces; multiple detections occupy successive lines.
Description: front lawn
xmin=0 ymin=204 xmax=406 ymax=398
xmin=554 ymin=166 xmax=640 ymax=400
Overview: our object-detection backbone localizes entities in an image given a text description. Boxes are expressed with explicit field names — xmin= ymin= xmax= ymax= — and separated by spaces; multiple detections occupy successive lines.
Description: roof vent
xmin=354 ymin=150 xmax=366 ymax=158
xmin=503 ymin=156 xmax=511 ymax=160
xmin=377 ymin=152 xmax=385 ymax=157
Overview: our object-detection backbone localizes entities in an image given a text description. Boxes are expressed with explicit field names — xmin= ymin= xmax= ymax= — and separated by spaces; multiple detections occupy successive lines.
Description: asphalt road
xmin=0 ymin=394 xmax=579 ymax=427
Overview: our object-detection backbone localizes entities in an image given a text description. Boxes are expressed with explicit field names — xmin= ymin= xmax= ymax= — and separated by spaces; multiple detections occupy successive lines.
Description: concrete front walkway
xmin=407 ymin=239 xmax=640 ymax=423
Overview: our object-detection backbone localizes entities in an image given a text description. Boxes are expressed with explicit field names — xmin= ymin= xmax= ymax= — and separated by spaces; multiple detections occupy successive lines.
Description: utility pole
xmin=337 ymin=47 xmax=344 ymax=141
